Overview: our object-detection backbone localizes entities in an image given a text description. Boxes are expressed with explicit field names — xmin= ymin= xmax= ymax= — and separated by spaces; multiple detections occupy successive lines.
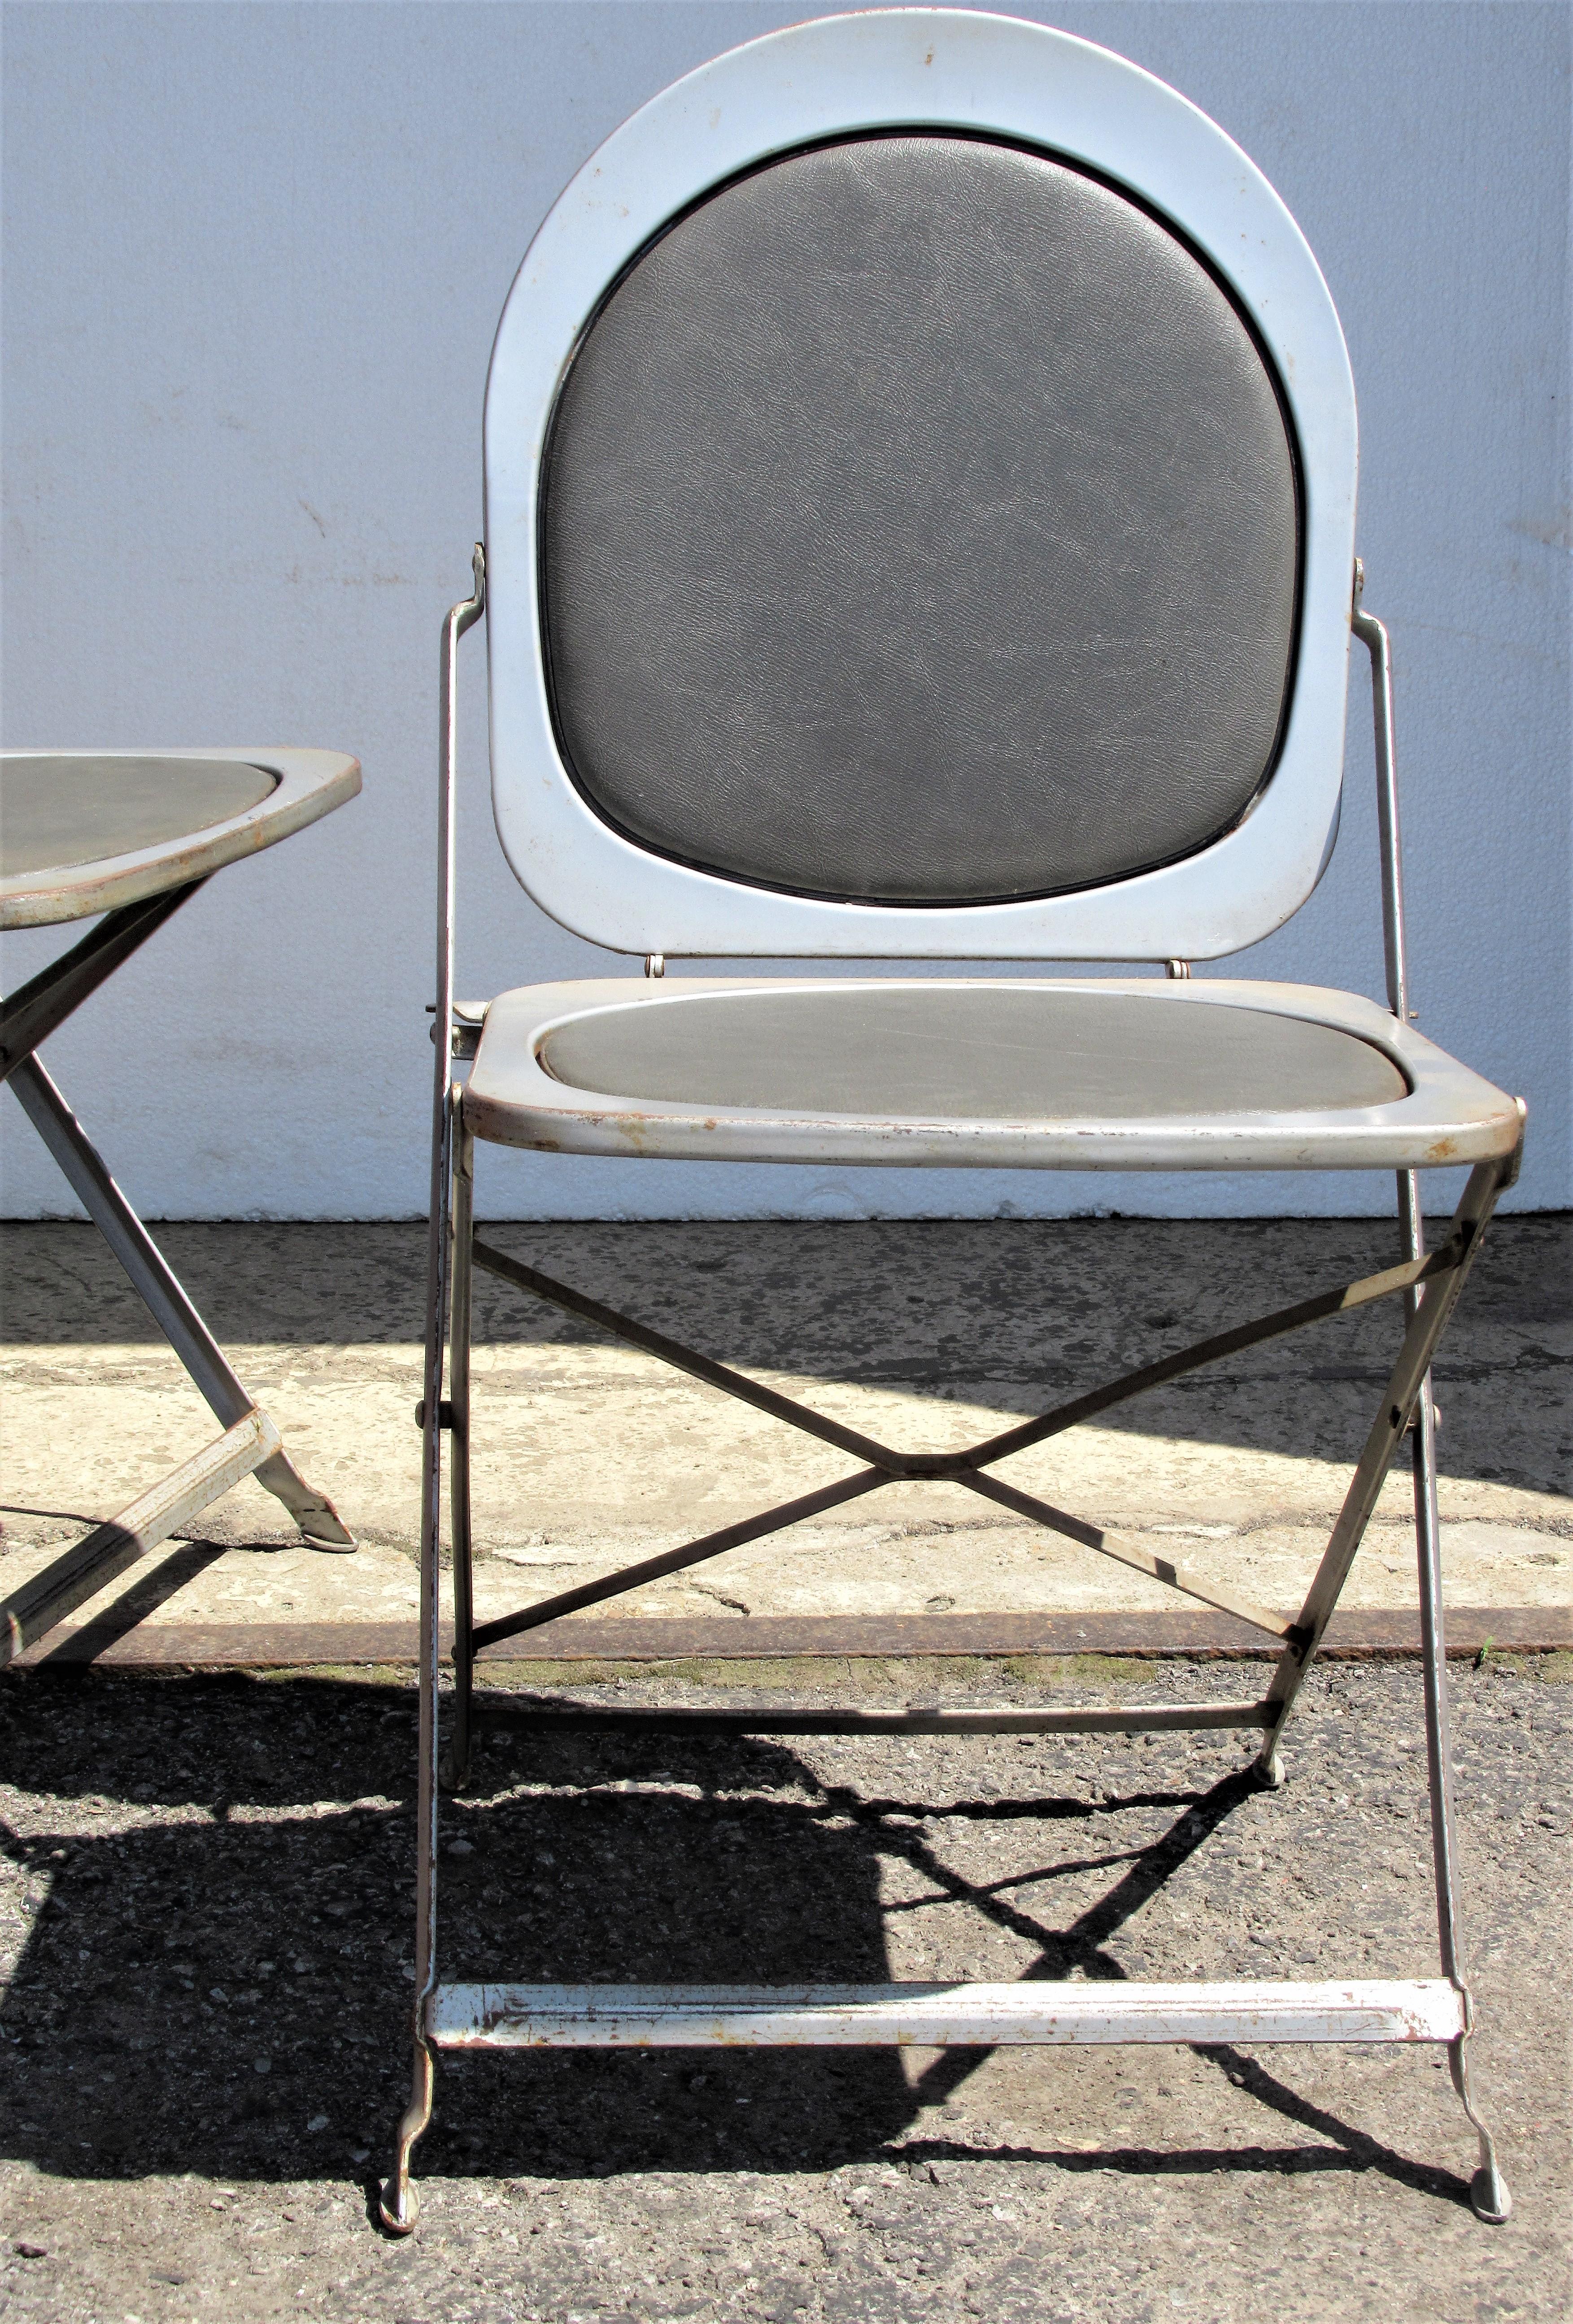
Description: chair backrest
xmin=484 ymin=10 xmax=1357 ymax=960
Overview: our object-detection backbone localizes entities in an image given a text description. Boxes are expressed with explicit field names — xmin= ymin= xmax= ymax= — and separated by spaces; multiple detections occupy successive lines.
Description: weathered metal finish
xmin=1351 ymin=562 xmax=1411 ymax=1029
xmin=471 ymin=1698 xmax=1272 ymax=1737
xmin=7 ymin=1055 xmax=353 ymax=1553
xmin=441 ymin=1025 xmax=1519 ymax=2223
xmin=401 ymin=23 xmax=1524 ymax=2214
xmin=427 ymin=1979 xmax=1468 ymax=2052
xmin=0 ymin=1409 xmax=280 ymax=1665
xmin=447 ymin=1120 xmax=477 ymax=1790
xmin=1256 ymin=1151 xmax=1514 ymax=1766
xmin=470 ymin=1469 xmax=889 ymax=1655
xmin=956 ymin=1235 xmax=1461 ymax=1470
xmin=475 ymin=1230 xmax=1453 ymax=1479
xmin=0 ymin=881 xmax=200 ymax=1082
xmin=0 ymin=746 xmax=361 ymax=928
xmin=472 ymin=1238 xmax=898 ymax=1468
xmin=381 ymin=549 xmax=485 ymax=2239
xmin=957 ymin=1469 xmax=1294 ymax=1640
xmin=464 ymin=974 xmax=1521 ymax=1172
xmin=1451 ymin=2036 xmax=1512 ymax=2224
xmin=1415 ymin=1361 xmax=1507 ymax=2222
xmin=449 ymin=999 xmax=489 ymax=1063
xmin=1347 ymin=579 xmax=1514 ymax=2221
xmin=1 ymin=746 xmax=358 ymax=1586
xmin=467 ymin=1227 xmax=1459 ymax=1659
xmin=1413 ymin=1383 xmax=1468 ymax=1980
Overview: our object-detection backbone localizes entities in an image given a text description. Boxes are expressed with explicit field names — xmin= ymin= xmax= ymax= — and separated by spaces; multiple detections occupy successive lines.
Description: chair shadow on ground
xmin=0 ymin=1671 xmax=1477 ymax=2212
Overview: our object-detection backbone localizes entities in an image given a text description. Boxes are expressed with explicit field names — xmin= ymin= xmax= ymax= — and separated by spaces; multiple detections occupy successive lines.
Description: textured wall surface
xmin=3 ymin=1 xmax=1568 ymax=1221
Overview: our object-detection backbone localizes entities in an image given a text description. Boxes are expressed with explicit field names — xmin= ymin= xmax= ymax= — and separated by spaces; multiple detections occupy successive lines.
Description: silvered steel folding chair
xmin=383 ymin=11 xmax=1525 ymax=2229
xmin=0 ymin=749 xmax=359 ymax=1659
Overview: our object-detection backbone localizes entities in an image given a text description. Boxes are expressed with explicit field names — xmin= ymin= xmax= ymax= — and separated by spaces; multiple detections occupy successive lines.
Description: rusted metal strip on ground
xmin=8 ymin=1603 xmax=1566 ymax=1671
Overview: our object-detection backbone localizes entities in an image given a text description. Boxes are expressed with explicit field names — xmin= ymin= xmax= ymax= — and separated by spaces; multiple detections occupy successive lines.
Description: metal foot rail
xmin=426 ymin=1979 xmax=1468 ymax=2051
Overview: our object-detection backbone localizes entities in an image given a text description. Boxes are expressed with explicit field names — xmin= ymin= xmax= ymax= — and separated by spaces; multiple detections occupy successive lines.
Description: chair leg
xmin=1413 ymin=1373 xmax=1512 ymax=2221
xmin=8 ymin=1053 xmax=355 ymax=1550
xmin=1403 ymin=1164 xmax=1509 ymax=2219
xmin=381 ymin=547 xmax=484 ymax=2230
xmin=379 ymin=1093 xmax=457 ymax=2234
xmin=249 ymin=1446 xmax=357 ymax=1551
xmin=445 ymin=1123 xmax=476 ymax=1792
xmin=1252 ymin=1156 xmax=1508 ymax=1783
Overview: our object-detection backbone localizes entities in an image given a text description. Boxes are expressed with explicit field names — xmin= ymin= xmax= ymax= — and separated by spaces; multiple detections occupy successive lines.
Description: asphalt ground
xmin=1 ymin=1650 xmax=1568 ymax=2323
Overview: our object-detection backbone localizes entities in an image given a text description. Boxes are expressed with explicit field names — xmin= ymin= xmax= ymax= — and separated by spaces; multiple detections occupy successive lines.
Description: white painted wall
xmin=3 ymin=1 xmax=1567 ymax=1223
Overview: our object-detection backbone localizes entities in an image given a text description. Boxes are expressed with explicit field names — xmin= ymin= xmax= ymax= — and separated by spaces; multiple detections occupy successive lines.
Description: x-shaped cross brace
xmin=455 ymin=1148 xmax=1507 ymax=1781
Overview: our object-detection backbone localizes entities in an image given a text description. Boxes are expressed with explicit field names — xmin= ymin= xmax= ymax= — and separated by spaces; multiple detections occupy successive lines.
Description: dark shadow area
xmin=1 ymin=1216 xmax=1564 ymax=1498
xmin=29 ymin=1539 xmax=233 ymax=1663
xmin=0 ymin=1669 xmax=1479 ymax=2212
xmin=885 ymin=2128 xmax=1471 ymax=2194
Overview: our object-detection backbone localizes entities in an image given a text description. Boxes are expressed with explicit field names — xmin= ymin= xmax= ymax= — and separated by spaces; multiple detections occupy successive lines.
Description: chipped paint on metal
xmin=426 ymin=1978 xmax=1469 ymax=2051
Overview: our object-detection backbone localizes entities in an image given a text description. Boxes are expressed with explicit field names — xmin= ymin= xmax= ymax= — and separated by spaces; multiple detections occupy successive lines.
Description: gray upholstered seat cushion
xmin=540 ymin=132 xmax=1299 ymax=906
xmin=0 ymin=755 xmax=279 ymax=877
xmin=538 ymin=986 xmax=1406 ymax=1119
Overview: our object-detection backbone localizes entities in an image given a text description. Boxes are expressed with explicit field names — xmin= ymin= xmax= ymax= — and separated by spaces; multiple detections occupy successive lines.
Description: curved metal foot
xmin=1470 ymin=2163 xmax=1512 ymax=2226
xmin=1451 ymin=2035 xmax=1512 ymax=2222
xmin=255 ymin=1448 xmax=357 ymax=1551
xmin=378 ymin=2037 xmax=434 ymax=2235
xmin=379 ymin=2174 xmax=419 ymax=2235
xmin=1252 ymin=1741 xmax=1285 ymax=1790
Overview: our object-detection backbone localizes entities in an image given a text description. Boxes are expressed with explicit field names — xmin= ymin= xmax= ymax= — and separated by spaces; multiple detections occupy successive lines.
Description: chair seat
xmin=0 ymin=749 xmax=361 ymax=928
xmin=464 ymin=978 xmax=1521 ymax=1171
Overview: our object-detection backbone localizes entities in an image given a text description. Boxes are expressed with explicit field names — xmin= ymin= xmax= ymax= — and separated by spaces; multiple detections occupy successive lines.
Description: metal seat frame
xmin=380 ymin=547 xmax=1519 ymax=2232
xmin=381 ymin=12 xmax=1522 ymax=2231
xmin=0 ymin=751 xmax=359 ymax=1666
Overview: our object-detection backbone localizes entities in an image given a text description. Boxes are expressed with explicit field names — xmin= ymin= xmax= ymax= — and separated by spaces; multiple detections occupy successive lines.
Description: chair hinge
xmin=415 ymin=1400 xmax=458 ymax=1433
xmin=426 ymin=1000 xmax=490 ymax=1060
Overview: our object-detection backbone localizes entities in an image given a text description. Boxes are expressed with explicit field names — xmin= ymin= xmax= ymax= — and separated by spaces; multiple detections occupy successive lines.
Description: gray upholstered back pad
xmin=541 ymin=134 xmax=1299 ymax=905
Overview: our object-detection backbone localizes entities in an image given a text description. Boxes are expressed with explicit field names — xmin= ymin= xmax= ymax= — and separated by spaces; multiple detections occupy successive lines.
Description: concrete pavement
xmin=1 ymin=1217 xmax=1567 ymax=1649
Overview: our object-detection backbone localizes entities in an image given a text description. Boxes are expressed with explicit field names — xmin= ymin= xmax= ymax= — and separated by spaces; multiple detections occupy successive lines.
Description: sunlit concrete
xmin=2 ymin=1219 xmax=1567 ymax=1638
